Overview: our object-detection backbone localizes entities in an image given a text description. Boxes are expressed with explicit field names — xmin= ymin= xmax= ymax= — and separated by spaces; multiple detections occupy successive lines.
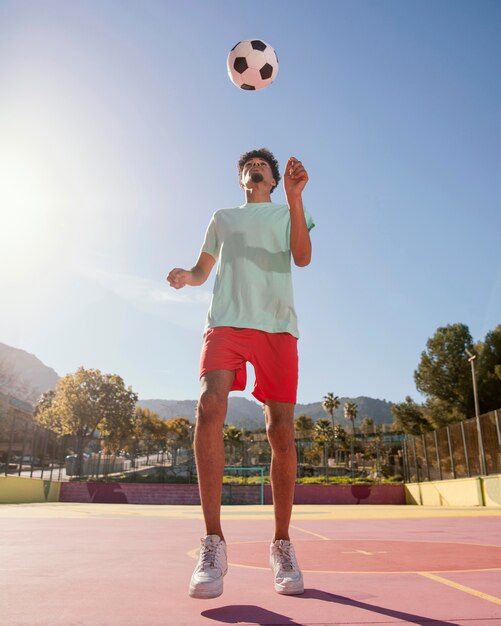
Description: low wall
xmin=404 ymin=474 xmax=501 ymax=507
xmin=286 ymin=483 xmax=404 ymax=505
xmin=60 ymin=482 xmax=202 ymax=505
xmin=60 ymin=482 xmax=405 ymax=505
xmin=5 ymin=475 xmax=500 ymax=506
xmin=60 ymin=482 xmax=263 ymax=505
xmin=0 ymin=475 xmax=60 ymax=504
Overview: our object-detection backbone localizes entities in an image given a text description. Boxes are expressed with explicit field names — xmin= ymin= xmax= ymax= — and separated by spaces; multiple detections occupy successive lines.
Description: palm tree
xmin=322 ymin=393 xmax=340 ymax=434
xmin=294 ymin=414 xmax=314 ymax=467
xmin=314 ymin=418 xmax=334 ymax=440
xmin=344 ymin=401 xmax=358 ymax=478
xmin=295 ymin=414 xmax=314 ymax=436
xmin=314 ymin=418 xmax=334 ymax=480
xmin=322 ymin=393 xmax=340 ymax=471
xmin=360 ymin=416 xmax=375 ymax=436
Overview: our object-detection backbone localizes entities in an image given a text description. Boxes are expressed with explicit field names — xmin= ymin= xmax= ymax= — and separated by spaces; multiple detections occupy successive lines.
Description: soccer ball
xmin=227 ymin=39 xmax=279 ymax=91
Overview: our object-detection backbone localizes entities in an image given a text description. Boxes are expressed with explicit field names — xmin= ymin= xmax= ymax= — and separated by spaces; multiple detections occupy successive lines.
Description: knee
xmin=196 ymin=389 xmax=226 ymax=427
xmin=267 ymin=423 xmax=295 ymax=455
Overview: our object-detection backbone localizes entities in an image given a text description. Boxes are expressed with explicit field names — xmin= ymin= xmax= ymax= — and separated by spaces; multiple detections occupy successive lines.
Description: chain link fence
xmin=403 ymin=409 xmax=501 ymax=482
xmin=1 ymin=391 xmax=404 ymax=482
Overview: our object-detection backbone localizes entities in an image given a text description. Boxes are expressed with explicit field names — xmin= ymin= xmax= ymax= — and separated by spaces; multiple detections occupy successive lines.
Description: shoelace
xmin=199 ymin=540 xmax=220 ymax=569
xmin=274 ymin=542 xmax=295 ymax=572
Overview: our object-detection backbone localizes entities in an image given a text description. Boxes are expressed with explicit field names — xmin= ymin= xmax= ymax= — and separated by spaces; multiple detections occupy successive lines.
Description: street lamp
xmin=465 ymin=348 xmax=487 ymax=475
xmin=188 ymin=424 xmax=195 ymax=483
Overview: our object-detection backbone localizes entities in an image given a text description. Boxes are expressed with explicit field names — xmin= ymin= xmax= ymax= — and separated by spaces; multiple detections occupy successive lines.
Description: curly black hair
xmin=237 ymin=148 xmax=281 ymax=193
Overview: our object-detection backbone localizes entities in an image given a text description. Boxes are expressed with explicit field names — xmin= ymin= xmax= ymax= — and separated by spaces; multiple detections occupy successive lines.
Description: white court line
xmin=289 ymin=524 xmax=330 ymax=540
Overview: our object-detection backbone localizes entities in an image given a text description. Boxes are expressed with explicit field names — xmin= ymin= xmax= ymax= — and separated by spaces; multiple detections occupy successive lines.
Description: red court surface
xmin=1 ymin=503 xmax=501 ymax=625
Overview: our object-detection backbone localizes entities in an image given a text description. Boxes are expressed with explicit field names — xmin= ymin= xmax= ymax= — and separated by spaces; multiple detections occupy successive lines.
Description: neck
xmin=244 ymin=187 xmax=272 ymax=203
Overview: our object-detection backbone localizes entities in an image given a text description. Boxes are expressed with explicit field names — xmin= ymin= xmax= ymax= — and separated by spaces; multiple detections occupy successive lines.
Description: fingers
xmin=167 ymin=268 xmax=187 ymax=289
xmin=285 ymin=157 xmax=308 ymax=180
xmin=292 ymin=164 xmax=308 ymax=179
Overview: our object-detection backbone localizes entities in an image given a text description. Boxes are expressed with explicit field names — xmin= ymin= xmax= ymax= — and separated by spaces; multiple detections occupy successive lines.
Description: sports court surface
xmin=1 ymin=503 xmax=501 ymax=626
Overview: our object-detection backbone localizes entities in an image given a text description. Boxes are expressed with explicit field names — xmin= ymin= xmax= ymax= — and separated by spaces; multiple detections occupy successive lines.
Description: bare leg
xmin=195 ymin=370 xmax=235 ymax=542
xmin=264 ymin=400 xmax=296 ymax=542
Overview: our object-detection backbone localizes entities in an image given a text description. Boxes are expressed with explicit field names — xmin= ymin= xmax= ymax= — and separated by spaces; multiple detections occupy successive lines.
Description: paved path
xmin=1 ymin=503 xmax=500 ymax=625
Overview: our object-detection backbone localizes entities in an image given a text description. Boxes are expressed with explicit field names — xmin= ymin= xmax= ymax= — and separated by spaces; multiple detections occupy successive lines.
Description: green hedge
xmin=81 ymin=473 xmax=401 ymax=485
xmin=221 ymin=475 xmax=401 ymax=485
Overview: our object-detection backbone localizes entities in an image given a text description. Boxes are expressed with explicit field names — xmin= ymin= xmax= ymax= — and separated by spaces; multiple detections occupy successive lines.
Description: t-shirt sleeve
xmin=304 ymin=208 xmax=315 ymax=231
xmin=200 ymin=214 xmax=221 ymax=260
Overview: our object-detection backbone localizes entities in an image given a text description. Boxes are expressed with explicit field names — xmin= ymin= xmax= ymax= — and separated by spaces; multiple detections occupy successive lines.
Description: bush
xmin=296 ymin=476 xmax=401 ymax=485
xmin=222 ymin=475 xmax=270 ymax=485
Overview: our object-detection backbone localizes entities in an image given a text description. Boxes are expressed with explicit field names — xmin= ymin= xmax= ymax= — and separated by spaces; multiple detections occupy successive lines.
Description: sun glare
xmin=0 ymin=139 xmax=67 ymax=282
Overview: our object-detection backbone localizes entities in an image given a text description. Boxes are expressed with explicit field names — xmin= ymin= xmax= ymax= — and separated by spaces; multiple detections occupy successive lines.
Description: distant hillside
xmin=295 ymin=397 xmax=394 ymax=425
xmin=138 ymin=397 xmax=264 ymax=429
xmin=138 ymin=396 xmax=394 ymax=430
xmin=0 ymin=342 xmax=59 ymax=402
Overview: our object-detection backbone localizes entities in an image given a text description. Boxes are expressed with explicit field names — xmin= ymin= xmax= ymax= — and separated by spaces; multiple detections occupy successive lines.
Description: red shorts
xmin=200 ymin=326 xmax=298 ymax=404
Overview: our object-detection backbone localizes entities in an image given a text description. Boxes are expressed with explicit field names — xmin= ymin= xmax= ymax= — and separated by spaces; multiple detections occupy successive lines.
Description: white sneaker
xmin=189 ymin=535 xmax=228 ymax=599
xmin=270 ymin=539 xmax=304 ymax=595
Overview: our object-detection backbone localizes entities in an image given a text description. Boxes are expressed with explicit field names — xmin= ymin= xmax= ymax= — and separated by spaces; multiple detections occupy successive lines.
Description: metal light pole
xmin=465 ymin=348 xmax=487 ymax=475
xmin=350 ymin=422 xmax=355 ymax=479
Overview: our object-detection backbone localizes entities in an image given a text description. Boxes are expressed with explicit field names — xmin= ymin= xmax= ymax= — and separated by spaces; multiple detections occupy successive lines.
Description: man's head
xmin=238 ymin=148 xmax=281 ymax=194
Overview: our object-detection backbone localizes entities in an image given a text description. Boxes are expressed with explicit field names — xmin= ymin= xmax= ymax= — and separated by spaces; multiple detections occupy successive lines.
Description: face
xmin=240 ymin=157 xmax=276 ymax=190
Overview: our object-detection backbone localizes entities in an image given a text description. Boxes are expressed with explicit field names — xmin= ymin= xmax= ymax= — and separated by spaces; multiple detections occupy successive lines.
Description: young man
xmin=167 ymin=148 xmax=314 ymax=599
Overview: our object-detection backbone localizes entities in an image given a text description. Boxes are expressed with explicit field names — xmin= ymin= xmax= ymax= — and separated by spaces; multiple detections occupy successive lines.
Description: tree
xmin=343 ymin=401 xmax=358 ymax=477
xmin=343 ymin=401 xmax=358 ymax=430
xmin=333 ymin=423 xmax=349 ymax=462
xmin=313 ymin=418 xmax=334 ymax=445
xmin=165 ymin=416 xmax=192 ymax=466
xmin=391 ymin=396 xmax=430 ymax=435
xmin=223 ymin=424 xmax=243 ymax=465
xmin=34 ymin=367 xmax=138 ymax=474
xmin=294 ymin=414 xmax=314 ymax=436
xmin=478 ymin=325 xmax=501 ymax=413
xmin=322 ymin=392 xmax=340 ymax=434
xmin=360 ymin=416 xmax=375 ymax=436
xmin=33 ymin=390 xmax=56 ymax=419
xmin=294 ymin=414 xmax=314 ymax=467
xmin=425 ymin=398 xmax=466 ymax=429
xmin=313 ymin=418 xmax=334 ymax=471
xmin=118 ymin=407 xmax=168 ymax=461
xmin=414 ymin=323 xmax=474 ymax=421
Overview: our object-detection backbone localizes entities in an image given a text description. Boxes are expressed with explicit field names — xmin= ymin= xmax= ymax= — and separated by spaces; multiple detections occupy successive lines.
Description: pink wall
xmin=60 ymin=482 xmax=405 ymax=505
xmin=60 ymin=482 xmax=202 ymax=504
xmin=291 ymin=484 xmax=405 ymax=504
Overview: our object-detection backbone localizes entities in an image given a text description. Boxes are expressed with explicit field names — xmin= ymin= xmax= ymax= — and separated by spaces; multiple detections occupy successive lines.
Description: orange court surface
xmin=1 ymin=503 xmax=501 ymax=626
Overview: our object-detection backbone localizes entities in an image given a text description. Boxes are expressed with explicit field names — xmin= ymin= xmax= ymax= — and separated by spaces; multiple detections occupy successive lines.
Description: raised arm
xmin=167 ymin=251 xmax=216 ymax=289
xmin=283 ymin=156 xmax=312 ymax=267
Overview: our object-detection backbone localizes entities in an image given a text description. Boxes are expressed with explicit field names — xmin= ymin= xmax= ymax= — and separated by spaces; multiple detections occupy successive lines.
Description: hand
xmin=167 ymin=268 xmax=190 ymax=289
xmin=283 ymin=156 xmax=308 ymax=198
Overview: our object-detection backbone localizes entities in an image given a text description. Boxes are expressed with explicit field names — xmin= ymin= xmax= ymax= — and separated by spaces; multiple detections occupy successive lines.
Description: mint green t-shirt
xmin=200 ymin=202 xmax=315 ymax=339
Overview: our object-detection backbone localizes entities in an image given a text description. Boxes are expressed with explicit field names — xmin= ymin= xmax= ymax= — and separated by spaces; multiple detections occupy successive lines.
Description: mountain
xmin=138 ymin=397 xmax=267 ymax=429
xmin=138 ymin=396 xmax=394 ymax=429
xmin=0 ymin=342 xmax=59 ymax=402
xmin=295 ymin=397 xmax=394 ymax=425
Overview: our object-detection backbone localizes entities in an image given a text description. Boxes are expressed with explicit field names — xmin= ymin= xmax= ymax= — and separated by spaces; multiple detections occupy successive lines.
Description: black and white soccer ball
xmin=227 ymin=39 xmax=279 ymax=91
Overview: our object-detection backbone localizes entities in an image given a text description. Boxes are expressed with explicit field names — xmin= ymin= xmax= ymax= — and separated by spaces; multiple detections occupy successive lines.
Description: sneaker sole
xmin=189 ymin=580 xmax=223 ymax=599
xmin=275 ymin=580 xmax=304 ymax=595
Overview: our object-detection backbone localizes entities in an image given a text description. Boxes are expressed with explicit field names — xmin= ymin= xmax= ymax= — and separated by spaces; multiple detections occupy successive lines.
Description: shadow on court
xmin=202 ymin=589 xmax=461 ymax=626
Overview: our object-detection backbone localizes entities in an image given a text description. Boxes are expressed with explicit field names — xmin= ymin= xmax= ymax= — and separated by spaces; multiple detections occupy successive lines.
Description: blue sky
xmin=1 ymin=0 xmax=499 ymax=405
